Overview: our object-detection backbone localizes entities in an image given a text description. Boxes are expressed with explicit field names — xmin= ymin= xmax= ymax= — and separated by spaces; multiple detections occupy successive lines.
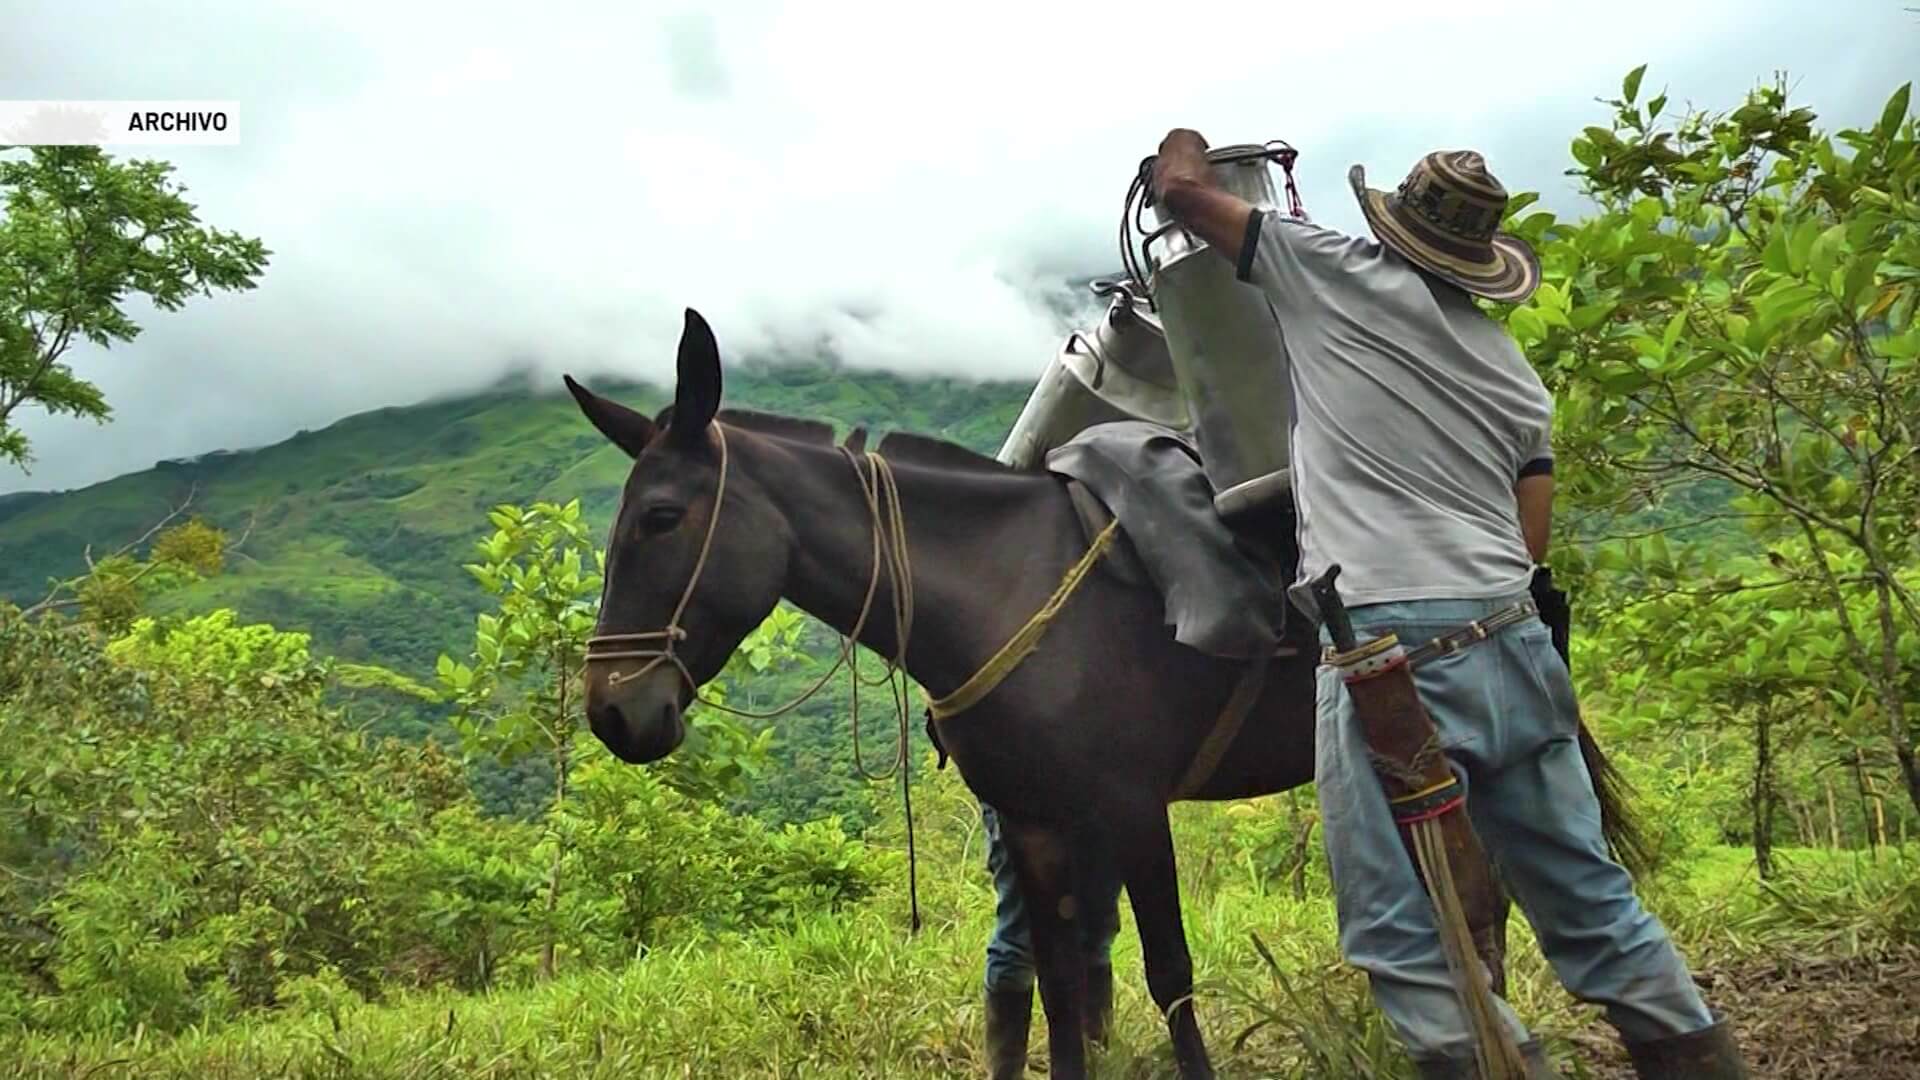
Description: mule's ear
xmin=564 ymin=375 xmax=656 ymax=458
xmin=670 ymin=308 xmax=723 ymax=447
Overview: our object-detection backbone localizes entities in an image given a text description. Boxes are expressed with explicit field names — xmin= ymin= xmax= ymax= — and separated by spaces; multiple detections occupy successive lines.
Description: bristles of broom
xmin=1410 ymin=817 xmax=1528 ymax=1079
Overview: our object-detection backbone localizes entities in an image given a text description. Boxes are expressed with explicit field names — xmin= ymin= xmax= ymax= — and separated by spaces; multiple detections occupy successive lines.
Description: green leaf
xmin=1841 ymin=255 xmax=1880 ymax=310
xmin=1661 ymin=309 xmax=1686 ymax=353
xmin=1508 ymin=307 xmax=1547 ymax=344
xmin=1787 ymin=218 xmax=1821 ymax=275
xmin=1533 ymin=281 xmax=1569 ymax=314
xmin=1569 ymin=302 xmax=1617 ymax=331
xmin=1824 ymin=475 xmax=1855 ymax=508
xmin=1623 ymin=64 xmax=1647 ymax=105
xmin=1647 ymin=93 xmax=1667 ymax=121
xmin=1808 ymin=223 xmax=1847 ymax=282
xmin=1878 ymin=82 xmax=1911 ymax=138
xmin=1762 ymin=226 xmax=1791 ymax=275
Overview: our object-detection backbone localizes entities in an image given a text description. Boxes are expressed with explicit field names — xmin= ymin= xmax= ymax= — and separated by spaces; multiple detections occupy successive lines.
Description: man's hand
xmin=1152 ymin=128 xmax=1213 ymax=202
xmin=1150 ymin=127 xmax=1257 ymax=270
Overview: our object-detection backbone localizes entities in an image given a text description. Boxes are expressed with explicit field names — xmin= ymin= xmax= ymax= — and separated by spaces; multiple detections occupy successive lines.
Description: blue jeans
xmin=980 ymin=802 xmax=1124 ymax=993
xmin=1315 ymin=593 xmax=1714 ymax=1064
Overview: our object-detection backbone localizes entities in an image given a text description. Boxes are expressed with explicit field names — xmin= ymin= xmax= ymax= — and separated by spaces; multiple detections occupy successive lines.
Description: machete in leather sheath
xmin=1312 ymin=565 xmax=1528 ymax=1077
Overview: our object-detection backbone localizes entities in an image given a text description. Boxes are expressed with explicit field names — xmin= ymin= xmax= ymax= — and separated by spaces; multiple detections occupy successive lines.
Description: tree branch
xmin=20 ymin=483 xmax=200 ymax=619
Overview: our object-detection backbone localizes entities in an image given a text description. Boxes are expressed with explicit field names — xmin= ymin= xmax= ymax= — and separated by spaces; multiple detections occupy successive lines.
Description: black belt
xmin=1321 ymin=598 xmax=1539 ymax=668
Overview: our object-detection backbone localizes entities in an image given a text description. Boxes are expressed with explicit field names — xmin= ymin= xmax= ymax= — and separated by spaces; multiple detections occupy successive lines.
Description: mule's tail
xmin=1576 ymin=720 xmax=1650 ymax=879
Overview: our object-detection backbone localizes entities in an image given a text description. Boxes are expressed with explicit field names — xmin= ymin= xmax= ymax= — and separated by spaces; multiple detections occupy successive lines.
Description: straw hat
xmin=1349 ymin=150 xmax=1540 ymax=303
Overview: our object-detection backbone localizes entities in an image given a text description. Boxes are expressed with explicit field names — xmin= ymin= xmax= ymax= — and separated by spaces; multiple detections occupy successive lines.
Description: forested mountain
xmin=0 ymin=366 xmax=1034 ymax=824
xmin=1 ymin=366 xmax=1030 ymax=661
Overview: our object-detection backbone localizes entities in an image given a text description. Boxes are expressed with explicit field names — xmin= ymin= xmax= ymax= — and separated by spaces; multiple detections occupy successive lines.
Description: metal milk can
xmin=995 ymin=280 xmax=1190 ymax=468
xmin=1124 ymin=141 xmax=1303 ymax=524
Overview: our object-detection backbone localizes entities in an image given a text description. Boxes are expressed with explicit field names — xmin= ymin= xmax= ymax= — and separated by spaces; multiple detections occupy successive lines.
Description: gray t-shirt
xmin=1235 ymin=211 xmax=1552 ymax=616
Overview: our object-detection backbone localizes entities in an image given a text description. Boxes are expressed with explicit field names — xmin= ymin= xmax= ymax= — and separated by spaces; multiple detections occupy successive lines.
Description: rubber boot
xmin=984 ymin=986 xmax=1032 ymax=1080
xmin=1084 ymin=965 xmax=1114 ymax=1048
xmin=1412 ymin=1040 xmax=1558 ymax=1079
xmin=1624 ymin=1021 xmax=1748 ymax=1079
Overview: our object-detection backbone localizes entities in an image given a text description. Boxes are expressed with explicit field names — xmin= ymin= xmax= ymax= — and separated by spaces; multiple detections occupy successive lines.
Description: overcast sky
xmin=2 ymin=0 xmax=1913 ymax=494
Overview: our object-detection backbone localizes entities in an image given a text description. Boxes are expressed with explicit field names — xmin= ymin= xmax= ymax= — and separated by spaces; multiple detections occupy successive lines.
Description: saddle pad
xmin=1045 ymin=420 xmax=1292 ymax=661
xmin=1064 ymin=479 xmax=1150 ymax=589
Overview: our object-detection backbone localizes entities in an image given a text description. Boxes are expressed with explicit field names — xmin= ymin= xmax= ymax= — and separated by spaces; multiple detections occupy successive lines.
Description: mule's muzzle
xmin=585 ymin=670 xmax=688 ymax=764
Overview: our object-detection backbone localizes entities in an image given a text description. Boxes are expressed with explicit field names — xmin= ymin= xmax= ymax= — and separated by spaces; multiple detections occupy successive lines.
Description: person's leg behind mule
xmin=1457 ymin=612 xmax=1743 ymax=1076
xmin=1315 ymin=599 xmax=1542 ymax=1074
xmin=982 ymin=802 xmax=1036 ymax=1078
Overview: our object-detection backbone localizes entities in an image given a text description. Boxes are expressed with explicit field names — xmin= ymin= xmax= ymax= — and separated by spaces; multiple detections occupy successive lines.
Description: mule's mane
xmin=714 ymin=408 xmax=837 ymax=446
xmin=707 ymin=406 xmax=1021 ymax=475
xmin=874 ymin=431 xmax=1015 ymax=474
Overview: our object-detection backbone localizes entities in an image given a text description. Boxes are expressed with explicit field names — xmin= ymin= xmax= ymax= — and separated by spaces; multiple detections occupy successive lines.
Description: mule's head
xmin=566 ymin=309 xmax=788 ymax=764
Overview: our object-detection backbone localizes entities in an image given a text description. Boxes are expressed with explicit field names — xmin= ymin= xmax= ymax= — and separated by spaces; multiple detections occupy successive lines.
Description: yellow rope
xmin=1391 ymin=775 xmax=1461 ymax=805
xmin=925 ymin=519 xmax=1120 ymax=722
xmin=1410 ymin=817 xmax=1529 ymax=1079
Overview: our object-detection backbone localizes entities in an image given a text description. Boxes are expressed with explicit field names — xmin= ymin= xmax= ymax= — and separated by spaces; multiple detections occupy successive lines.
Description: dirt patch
xmin=1566 ymin=946 xmax=1920 ymax=1078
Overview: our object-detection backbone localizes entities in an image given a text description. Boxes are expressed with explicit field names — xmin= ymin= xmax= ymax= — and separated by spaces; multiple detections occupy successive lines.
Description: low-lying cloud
xmin=3 ymin=0 xmax=1913 ymax=493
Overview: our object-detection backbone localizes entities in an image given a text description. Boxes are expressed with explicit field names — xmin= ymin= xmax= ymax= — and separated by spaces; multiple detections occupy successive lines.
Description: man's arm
xmin=1515 ymin=469 xmax=1553 ymax=563
xmin=1152 ymin=128 xmax=1259 ymax=267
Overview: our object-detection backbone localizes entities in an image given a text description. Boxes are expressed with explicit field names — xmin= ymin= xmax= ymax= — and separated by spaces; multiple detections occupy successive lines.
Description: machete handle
xmin=1311 ymin=564 xmax=1359 ymax=653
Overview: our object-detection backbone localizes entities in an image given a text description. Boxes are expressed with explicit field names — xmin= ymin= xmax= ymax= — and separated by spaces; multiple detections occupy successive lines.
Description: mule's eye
xmin=640 ymin=505 xmax=684 ymax=535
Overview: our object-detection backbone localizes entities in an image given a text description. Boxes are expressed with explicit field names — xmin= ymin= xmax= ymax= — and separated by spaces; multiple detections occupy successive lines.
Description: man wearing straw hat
xmin=1149 ymin=131 xmax=1749 ymax=1079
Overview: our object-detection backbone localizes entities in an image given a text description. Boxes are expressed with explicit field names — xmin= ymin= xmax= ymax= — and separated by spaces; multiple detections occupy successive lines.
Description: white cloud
xmin=2 ymin=0 xmax=1913 ymax=492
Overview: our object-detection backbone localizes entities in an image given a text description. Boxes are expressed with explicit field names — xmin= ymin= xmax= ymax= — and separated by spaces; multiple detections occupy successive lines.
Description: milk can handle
xmin=1063 ymin=331 xmax=1106 ymax=389
xmin=1140 ymin=221 xmax=1183 ymax=270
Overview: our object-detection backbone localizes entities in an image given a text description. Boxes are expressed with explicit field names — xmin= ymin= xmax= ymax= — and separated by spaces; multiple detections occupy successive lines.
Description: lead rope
xmin=836 ymin=450 xmax=921 ymax=932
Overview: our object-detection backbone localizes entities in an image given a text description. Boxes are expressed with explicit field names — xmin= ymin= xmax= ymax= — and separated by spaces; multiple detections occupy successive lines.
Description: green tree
xmin=436 ymin=500 xmax=816 ymax=976
xmin=1499 ymin=70 xmax=1920 ymax=816
xmin=22 ymin=502 xmax=238 ymax=633
xmin=437 ymin=500 xmax=601 ymax=980
xmin=0 ymin=147 xmax=270 ymax=465
xmin=0 ymin=607 xmax=470 ymax=1034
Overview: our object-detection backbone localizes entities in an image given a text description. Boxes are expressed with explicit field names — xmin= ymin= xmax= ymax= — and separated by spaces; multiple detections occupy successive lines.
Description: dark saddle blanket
xmin=1044 ymin=420 xmax=1298 ymax=661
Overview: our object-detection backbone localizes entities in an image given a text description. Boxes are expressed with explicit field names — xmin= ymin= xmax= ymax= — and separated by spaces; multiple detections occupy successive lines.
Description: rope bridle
xmin=581 ymin=421 xmax=926 ymax=928
xmin=583 ymin=424 xmax=917 ymax=755
xmin=584 ymin=427 xmax=734 ymax=693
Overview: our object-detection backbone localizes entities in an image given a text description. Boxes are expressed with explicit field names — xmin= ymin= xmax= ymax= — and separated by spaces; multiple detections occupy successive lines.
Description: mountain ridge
xmin=0 ymin=365 xmax=1035 ymax=669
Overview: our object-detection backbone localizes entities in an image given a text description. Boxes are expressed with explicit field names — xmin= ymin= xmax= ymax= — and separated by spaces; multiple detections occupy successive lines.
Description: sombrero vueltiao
xmin=1349 ymin=150 xmax=1540 ymax=304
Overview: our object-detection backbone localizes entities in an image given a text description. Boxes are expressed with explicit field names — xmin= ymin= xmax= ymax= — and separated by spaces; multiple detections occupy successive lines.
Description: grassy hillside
xmin=9 ymin=755 xmax=1915 ymax=1079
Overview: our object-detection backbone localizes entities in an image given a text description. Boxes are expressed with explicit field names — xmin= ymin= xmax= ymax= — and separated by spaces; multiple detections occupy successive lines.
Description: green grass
xmin=16 ymin=839 xmax=1897 ymax=1080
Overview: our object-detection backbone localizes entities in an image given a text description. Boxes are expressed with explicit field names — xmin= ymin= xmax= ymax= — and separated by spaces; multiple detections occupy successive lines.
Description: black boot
xmin=1083 ymin=965 xmax=1114 ymax=1048
xmin=985 ymin=986 xmax=1032 ymax=1080
xmin=1624 ymin=1021 xmax=1748 ymax=1079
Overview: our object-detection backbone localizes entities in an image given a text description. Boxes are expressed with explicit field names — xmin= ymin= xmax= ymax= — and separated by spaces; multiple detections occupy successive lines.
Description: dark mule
xmin=569 ymin=309 xmax=1639 ymax=1080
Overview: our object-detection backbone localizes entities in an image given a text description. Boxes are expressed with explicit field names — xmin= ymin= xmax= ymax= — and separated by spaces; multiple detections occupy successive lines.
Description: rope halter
xmin=585 ymin=424 xmax=733 ymax=691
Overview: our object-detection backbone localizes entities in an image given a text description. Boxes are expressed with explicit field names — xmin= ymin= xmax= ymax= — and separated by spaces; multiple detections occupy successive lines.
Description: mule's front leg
xmin=998 ymin=817 xmax=1089 ymax=1079
xmin=1115 ymin=804 xmax=1215 ymax=1079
